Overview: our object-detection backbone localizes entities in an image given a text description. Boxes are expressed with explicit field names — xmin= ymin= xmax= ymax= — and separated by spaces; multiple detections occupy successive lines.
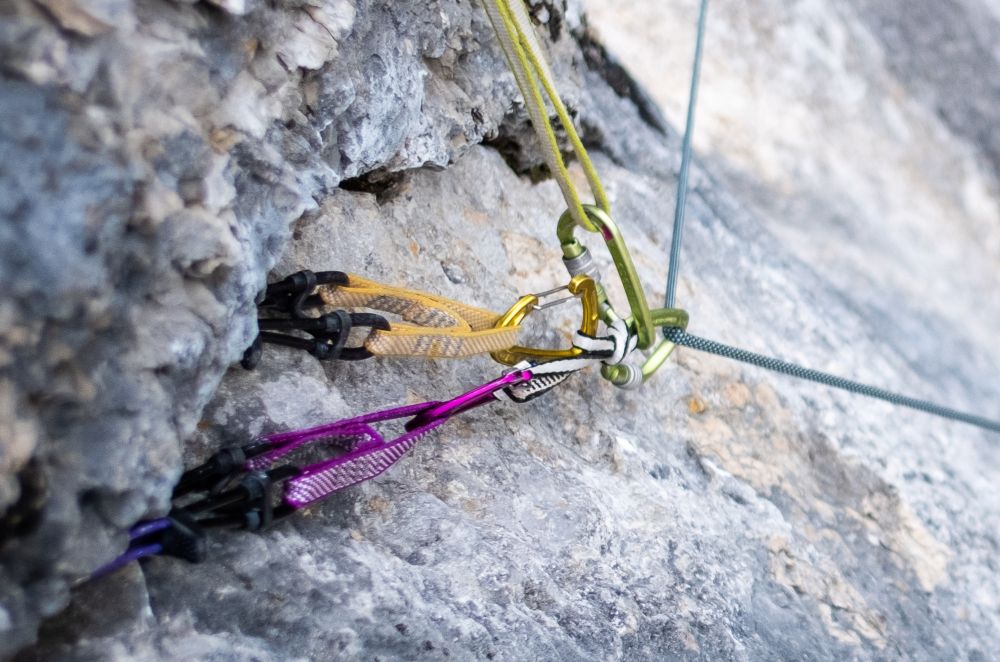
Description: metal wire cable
xmin=664 ymin=0 xmax=709 ymax=309
xmin=663 ymin=329 xmax=1000 ymax=433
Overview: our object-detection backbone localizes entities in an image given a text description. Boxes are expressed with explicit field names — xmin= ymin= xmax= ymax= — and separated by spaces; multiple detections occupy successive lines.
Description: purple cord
xmin=404 ymin=369 xmax=530 ymax=429
xmin=90 ymin=542 xmax=163 ymax=580
xmin=129 ymin=517 xmax=172 ymax=540
xmin=248 ymin=402 xmax=440 ymax=472
xmin=263 ymin=402 xmax=436 ymax=445
xmin=248 ymin=423 xmax=379 ymax=471
xmin=283 ymin=416 xmax=448 ymax=507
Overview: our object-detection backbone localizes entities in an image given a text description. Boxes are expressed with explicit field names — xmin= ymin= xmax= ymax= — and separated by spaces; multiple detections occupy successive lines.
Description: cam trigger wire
xmin=661 ymin=0 xmax=1000 ymax=433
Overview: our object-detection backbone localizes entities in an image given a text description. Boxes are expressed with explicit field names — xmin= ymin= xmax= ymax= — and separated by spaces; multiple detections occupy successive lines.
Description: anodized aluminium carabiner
xmin=556 ymin=205 xmax=655 ymax=350
xmin=489 ymin=274 xmax=600 ymax=366
xmin=601 ymin=307 xmax=690 ymax=388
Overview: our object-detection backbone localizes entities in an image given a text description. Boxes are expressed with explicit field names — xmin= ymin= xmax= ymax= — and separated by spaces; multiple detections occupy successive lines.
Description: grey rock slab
xmin=0 ymin=0 xmax=535 ymax=655
xmin=31 ymin=128 xmax=1000 ymax=659
xmin=4 ymin=0 xmax=1000 ymax=660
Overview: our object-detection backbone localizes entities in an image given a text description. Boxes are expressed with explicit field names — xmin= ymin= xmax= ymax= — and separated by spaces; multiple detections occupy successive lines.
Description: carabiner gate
xmin=490 ymin=274 xmax=600 ymax=366
xmin=556 ymin=205 xmax=691 ymax=386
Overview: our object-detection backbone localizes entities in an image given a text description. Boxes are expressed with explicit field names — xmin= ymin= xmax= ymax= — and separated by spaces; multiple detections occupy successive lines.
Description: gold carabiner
xmin=490 ymin=274 xmax=600 ymax=366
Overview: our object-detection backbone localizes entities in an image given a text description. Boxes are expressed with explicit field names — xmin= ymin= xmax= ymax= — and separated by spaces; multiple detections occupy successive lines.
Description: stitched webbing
xmin=317 ymin=275 xmax=519 ymax=358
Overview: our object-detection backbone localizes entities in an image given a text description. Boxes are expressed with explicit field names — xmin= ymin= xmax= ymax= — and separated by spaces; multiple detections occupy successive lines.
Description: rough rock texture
xmin=0 ymin=0 xmax=539 ymax=653
xmin=2 ymin=0 xmax=999 ymax=660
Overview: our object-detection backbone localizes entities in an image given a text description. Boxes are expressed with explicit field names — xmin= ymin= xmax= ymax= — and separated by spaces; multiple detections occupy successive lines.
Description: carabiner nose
xmin=490 ymin=274 xmax=600 ymax=366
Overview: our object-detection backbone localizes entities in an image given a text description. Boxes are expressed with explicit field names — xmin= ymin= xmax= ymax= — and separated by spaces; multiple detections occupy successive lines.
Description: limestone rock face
xmin=2 ymin=0 xmax=1000 ymax=660
xmin=0 ymin=0 xmax=532 ymax=654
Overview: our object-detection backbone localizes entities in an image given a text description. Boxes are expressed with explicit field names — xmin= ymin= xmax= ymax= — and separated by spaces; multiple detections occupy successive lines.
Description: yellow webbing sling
xmin=317 ymin=275 xmax=520 ymax=359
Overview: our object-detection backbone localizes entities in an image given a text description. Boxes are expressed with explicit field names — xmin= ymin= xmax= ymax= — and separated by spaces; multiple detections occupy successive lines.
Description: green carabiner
xmin=556 ymin=205 xmax=656 ymax=350
xmin=601 ymin=308 xmax=689 ymax=387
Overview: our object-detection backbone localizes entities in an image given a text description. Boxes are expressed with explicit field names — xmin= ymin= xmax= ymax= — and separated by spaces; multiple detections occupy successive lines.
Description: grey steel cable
xmin=663 ymin=328 xmax=1000 ymax=433
xmin=664 ymin=0 xmax=709 ymax=309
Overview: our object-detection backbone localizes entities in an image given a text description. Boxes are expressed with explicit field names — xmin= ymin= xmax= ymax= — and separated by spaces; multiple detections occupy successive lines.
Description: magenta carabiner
xmin=403 ymin=368 xmax=533 ymax=431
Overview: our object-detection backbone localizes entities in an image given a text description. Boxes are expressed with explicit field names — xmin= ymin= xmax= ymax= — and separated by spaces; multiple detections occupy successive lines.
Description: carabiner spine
xmin=557 ymin=205 xmax=655 ymax=350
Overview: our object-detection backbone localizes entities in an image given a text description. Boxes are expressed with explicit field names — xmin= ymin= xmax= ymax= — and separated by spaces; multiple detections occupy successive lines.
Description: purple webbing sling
xmin=246 ymin=368 xmax=534 ymax=508
xmin=248 ymin=402 xmax=447 ymax=507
